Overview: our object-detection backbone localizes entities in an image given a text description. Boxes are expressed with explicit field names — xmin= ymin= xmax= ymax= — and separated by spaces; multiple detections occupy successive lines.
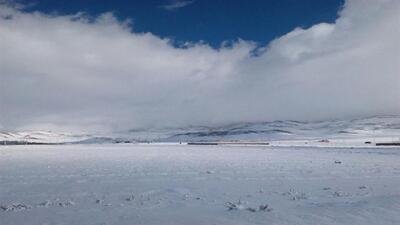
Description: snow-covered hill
xmin=0 ymin=131 xmax=91 ymax=144
xmin=1 ymin=116 xmax=400 ymax=145
xmin=129 ymin=115 xmax=400 ymax=143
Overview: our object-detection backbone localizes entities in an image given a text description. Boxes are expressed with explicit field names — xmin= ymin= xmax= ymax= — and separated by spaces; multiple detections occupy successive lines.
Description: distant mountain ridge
xmin=1 ymin=115 xmax=400 ymax=145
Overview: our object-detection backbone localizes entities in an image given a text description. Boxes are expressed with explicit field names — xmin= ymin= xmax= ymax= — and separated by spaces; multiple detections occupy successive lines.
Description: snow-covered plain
xmin=1 ymin=144 xmax=399 ymax=225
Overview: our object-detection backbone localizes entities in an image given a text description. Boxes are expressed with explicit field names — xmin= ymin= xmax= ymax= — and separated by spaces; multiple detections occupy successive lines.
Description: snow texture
xmin=1 ymin=144 xmax=399 ymax=225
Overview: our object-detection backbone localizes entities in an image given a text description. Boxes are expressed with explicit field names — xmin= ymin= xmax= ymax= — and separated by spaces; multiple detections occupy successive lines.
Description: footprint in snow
xmin=0 ymin=203 xmax=32 ymax=212
xmin=126 ymin=195 xmax=135 ymax=201
xmin=225 ymin=201 xmax=272 ymax=213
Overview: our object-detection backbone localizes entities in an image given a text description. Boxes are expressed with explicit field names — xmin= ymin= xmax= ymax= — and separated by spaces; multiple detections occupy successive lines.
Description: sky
xmin=0 ymin=0 xmax=399 ymax=132
xmin=11 ymin=0 xmax=344 ymax=48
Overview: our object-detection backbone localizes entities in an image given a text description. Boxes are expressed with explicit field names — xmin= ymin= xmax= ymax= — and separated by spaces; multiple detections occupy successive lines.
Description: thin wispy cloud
xmin=159 ymin=0 xmax=195 ymax=11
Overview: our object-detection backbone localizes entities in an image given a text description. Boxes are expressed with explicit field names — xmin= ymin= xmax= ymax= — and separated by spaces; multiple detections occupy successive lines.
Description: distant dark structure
xmin=187 ymin=142 xmax=269 ymax=146
xmin=0 ymin=141 xmax=55 ymax=145
xmin=376 ymin=142 xmax=400 ymax=146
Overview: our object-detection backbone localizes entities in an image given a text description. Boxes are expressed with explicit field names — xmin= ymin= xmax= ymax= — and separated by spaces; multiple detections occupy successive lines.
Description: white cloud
xmin=159 ymin=0 xmax=195 ymax=11
xmin=0 ymin=0 xmax=399 ymax=132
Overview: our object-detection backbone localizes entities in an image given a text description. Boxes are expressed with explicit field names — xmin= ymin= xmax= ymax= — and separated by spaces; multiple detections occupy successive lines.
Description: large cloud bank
xmin=0 ymin=0 xmax=399 ymax=132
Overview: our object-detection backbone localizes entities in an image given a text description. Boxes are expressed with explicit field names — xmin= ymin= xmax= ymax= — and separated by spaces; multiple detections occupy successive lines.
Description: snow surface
xmin=1 ymin=144 xmax=399 ymax=225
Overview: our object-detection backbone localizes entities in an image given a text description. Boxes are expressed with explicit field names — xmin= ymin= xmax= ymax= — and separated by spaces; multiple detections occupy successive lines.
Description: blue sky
xmin=18 ymin=0 xmax=344 ymax=47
